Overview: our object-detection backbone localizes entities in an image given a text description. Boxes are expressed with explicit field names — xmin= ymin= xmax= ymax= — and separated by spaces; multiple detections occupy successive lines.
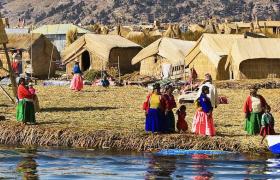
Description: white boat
xmin=267 ymin=135 xmax=280 ymax=154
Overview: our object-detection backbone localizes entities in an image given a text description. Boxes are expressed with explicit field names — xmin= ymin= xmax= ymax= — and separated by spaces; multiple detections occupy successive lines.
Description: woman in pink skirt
xmin=192 ymin=86 xmax=216 ymax=136
xmin=70 ymin=60 xmax=83 ymax=91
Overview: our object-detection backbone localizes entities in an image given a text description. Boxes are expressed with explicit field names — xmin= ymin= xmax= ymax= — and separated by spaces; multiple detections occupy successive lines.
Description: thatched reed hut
xmin=132 ymin=37 xmax=195 ymax=79
xmin=163 ymin=24 xmax=181 ymax=39
xmin=109 ymin=25 xmax=131 ymax=37
xmin=0 ymin=33 xmax=60 ymax=79
xmin=185 ymin=34 xmax=245 ymax=80
xmin=226 ymin=38 xmax=280 ymax=80
xmin=125 ymin=31 xmax=161 ymax=47
xmin=62 ymin=34 xmax=142 ymax=75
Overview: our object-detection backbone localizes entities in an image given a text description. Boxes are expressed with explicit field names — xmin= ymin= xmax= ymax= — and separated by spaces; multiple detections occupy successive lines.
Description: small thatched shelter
xmin=0 ymin=33 xmax=60 ymax=78
xmin=185 ymin=34 xmax=246 ymax=80
xmin=132 ymin=37 xmax=195 ymax=79
xmin=62 ymin=34 xmax=142 ymax=75
xmin=226 ymin=38 xmax=280 ymax=80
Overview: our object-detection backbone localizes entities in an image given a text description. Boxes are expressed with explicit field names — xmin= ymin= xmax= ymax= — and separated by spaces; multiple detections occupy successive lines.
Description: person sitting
xmin=260 ymin=105 xmax=275 ymax=144
xmin=176 ymin=105 xmax=188 ymax=133
xmin=101 ymin=76 xmax=110 ymax=88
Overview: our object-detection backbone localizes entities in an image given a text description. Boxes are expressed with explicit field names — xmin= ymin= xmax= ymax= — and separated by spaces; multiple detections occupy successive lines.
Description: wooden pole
xmin=3 ymin=43 xmax=17 ymax=100
xmin=48 ymin=44 xmax=54 ymax=79
xmin=118 ymin=56 xmax=121 ymax=84
xmin=0 ymin=84 xmax=15 ymax=103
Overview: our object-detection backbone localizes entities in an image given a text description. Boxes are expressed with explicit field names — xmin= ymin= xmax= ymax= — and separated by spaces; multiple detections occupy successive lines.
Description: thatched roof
xmin=188 ymin=24 xmax=205 ymax=33
xmin=163 ymin=25 xmax=176 ymax=38
xmin=226 ymin=38 xmax=280 ymax=69
xmin=132 ymin=37 xmax=195 ymax=65
xmin=109 ymin=25 xmax=131 ymax=37
xmin=62 ymin=34 xmax=141 ymax=64
xmin=3 ymin=33 xmax=41 ymax=50
xmin=32 ymin=24 xmax=89 ymax=35
xmin=185 ymin=34 xmax=245 ymax=68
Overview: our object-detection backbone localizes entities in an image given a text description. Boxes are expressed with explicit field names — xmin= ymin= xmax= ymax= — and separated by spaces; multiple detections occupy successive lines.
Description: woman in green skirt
xmin=243 ymin=86 xmax=268 ymax=135
xmin=16 ymin=78 xmax=35 ymax=124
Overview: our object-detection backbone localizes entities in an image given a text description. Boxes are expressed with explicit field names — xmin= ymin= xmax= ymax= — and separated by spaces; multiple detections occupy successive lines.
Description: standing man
xmin=196 ymin=73 xmax=218 ymax=109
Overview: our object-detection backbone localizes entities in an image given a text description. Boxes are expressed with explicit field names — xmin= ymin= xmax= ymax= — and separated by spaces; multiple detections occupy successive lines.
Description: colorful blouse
xmin=18 ymin=84 xmax=33 ymax=100
xmin=199 ymin=94 xmax=213 ymax=113
xmin=73 ymin=65 xmax=82 ymax=74
xmin=162 ymin=94 xmax=176 ymax=111
xmin=149 ymin=94 xmax=161 ymax=109
xmin=243 ymin=95 xmax=267 ymax=113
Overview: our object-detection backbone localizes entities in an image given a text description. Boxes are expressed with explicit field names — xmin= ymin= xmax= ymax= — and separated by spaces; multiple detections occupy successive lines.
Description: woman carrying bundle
xmin=16 ymin=78 xmax=36 ymax=124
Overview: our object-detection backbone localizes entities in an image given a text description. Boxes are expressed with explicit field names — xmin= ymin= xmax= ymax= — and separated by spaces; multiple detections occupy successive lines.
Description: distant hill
xmin=1 ymin=0 xmax=280 ymax=26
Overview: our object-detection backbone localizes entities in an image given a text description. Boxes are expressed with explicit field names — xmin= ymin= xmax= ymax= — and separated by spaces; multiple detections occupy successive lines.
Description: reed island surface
xmin=0 ymin=79 xmax=279 ymax=154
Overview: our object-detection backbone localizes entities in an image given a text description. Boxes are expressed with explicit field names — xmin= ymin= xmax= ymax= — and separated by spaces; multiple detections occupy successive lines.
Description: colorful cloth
xmin=16 ymin=99 xmax=35 ymax=123
xmin=145 ymin=108 xmax=163 ymax=133
xmin=28 ymin=87 xmax=36 ymax=95
xmin=70 ymin=74 xmax=83 ymax=91
xmin=245 ymin=112 xmax=262 ymax=135
xmin=177 ymin=111 xmax=188 ymax=131
xmin=260 ymin=112 xmax=275 ymax=136
xmin=192 ymin=110 xmax=215 ymax=136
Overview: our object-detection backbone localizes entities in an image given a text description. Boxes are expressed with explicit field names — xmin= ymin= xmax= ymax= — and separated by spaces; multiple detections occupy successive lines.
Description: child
xmin=28 ymin=83 xmax=36 ymax=95
xmin=176 ymin=105 xmax=188 ymax=133
xmin=28 ymin=82 xmax=40 ymax=113
xmin=260 ymin=105 xmax=275 ymax=144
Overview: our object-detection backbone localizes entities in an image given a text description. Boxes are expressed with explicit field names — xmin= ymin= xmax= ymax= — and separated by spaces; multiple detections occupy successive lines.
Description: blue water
xmin=0 ymin=146 xmax=280 ymax=180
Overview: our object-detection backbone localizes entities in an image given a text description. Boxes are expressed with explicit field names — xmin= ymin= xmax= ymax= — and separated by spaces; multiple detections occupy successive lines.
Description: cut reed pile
xmin=0 ymin=84 xmax=279 ymax=152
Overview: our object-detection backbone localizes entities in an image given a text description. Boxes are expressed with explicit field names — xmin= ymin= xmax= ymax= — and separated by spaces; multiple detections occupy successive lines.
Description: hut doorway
xmin=81 ymin=51 xmax=90 ymax=71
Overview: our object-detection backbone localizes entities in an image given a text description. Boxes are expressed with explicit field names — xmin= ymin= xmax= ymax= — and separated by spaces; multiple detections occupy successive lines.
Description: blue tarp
xmin=155 ymin=149 xmax=234 ymax=156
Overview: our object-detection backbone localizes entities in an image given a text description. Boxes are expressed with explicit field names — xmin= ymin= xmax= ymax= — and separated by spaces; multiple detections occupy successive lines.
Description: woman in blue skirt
xmin=143 ymin=83 xmax=164 ymax=133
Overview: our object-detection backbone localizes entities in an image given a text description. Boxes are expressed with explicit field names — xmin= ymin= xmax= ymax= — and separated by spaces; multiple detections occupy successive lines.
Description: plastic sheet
xmin=155 ymin=149 xmax=234 ymax=156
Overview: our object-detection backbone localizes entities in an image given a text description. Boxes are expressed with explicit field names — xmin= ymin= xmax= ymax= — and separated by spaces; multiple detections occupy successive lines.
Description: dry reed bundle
xmin=66 ymin=28 xmax=78 ymax=47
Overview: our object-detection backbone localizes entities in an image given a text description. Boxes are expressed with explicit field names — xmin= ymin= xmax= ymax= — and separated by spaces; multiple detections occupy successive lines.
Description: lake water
xmin=0 ymin=146 xmax=280 ymax=180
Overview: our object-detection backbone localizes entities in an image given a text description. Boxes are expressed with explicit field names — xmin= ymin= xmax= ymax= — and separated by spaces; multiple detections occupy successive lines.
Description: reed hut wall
xmin=109 ymin=47 xmax=141 ymax=74
xmin=139 ymin=56 xmax=168 ymax=78
xmin=188 ymin=52 xmax=218 ymax=80
xmin=237 ymin=59 xmax=280 ymax=79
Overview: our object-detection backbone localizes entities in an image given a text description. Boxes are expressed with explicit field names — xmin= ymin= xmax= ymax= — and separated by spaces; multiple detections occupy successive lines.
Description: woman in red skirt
xmin=192 ymin=86 xmax=216 ymax=136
